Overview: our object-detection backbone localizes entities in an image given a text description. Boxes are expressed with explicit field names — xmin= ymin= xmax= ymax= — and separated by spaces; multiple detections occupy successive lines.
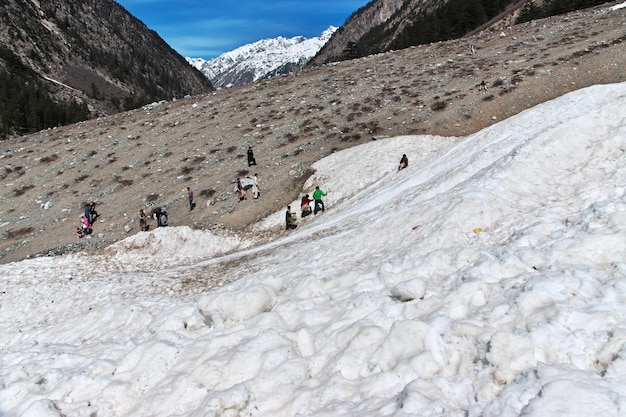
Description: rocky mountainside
xmin=188 ymin=27 xmax=337 ymax=89
xmin=309 ymin=0 xmax=407 ymax=66
xmin=309 ymin=0 xmax=615 ymax=65
xmin=0 ymin=2 xmax=624 ymax=264
xmin=310 ymin=0 xmax=522 ymax=65
xmin=0 ymin=0 xmax=213 ymax=118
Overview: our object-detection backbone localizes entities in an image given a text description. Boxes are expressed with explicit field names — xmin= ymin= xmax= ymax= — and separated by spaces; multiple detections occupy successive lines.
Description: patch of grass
xmin=499 ymin=86 xmax=516 ymax=96
xmin=14 ymin=184 xmax=35 ymax=196
xmin=115 ymin=176 xmax=133 ymax=187
xmin=74 ymin=175 xmax=89 ymax=183
xmin=146 ymin=193 xmax=159 ymax=202
xmin=39 ymin=154 xmax=59 ymax=164
xmin=4 ymin=227 xmax=34 ymax=239
xmin=199 ymin=189 xmax=216 ymax=197
xmin=341 ymin=133 xmax=362 ymax=142
xmin=180 ymin=166 xmax=194 ymax=175
xmin=347 ymin=112 xmax=360 ymax=121
xmin=511 ymin=74 xmax=524 ymax=84
xmin=431 ymin=100 xmax=447 ymax=111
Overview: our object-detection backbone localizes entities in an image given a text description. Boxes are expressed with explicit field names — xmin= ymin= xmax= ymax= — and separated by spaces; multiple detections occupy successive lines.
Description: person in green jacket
xmin=285 ymin=206 xmax=297 ymax=230
xmin=313 ymin=186 xmax=326 ymax=215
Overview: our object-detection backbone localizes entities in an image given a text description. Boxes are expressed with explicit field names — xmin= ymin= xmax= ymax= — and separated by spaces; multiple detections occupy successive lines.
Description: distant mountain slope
xmin=0 ymin=0 xmax=213 ymax=134
xmin=188 ymin=27 xmax=337 ymax=89
xmin=310 ymin=0 xmax=519 ymax=65
xmin=309 ymin=0 xmax=406 ymax=66
xmin=311 ymin=0 xmax=618 ymax=65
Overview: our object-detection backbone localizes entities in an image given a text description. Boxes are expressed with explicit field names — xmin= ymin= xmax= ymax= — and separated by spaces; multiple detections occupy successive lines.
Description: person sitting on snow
xmin=285 ymin=206 xmax=297 ymax=230
xmin=398 ymin=154 xmax=408 ymax=171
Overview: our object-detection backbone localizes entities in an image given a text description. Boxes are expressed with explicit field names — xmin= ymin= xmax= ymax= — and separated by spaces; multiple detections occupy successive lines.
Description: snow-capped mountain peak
xmin=187 ymin=26 xmax=337 ymax=89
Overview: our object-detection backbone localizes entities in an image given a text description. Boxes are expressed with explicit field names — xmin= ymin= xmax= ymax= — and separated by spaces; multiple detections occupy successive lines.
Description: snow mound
xmin=105 ymin=225 xmax=253 ymax=268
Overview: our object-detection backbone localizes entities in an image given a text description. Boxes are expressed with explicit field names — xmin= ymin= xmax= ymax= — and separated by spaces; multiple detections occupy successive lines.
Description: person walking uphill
xmin=187 ymin=187 xmax=195 ymax=211
xmin=313 ymin=186 xmax=327 ymax=215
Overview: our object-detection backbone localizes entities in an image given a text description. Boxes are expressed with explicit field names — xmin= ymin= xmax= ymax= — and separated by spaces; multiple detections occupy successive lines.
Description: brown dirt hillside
xmin=1 ymin=3 xmax=625 ymax=264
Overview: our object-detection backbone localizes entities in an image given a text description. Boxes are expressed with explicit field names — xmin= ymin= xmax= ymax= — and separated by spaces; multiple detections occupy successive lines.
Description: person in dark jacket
xmin=154 ymin=207 xmax=168 ymax=227
xmin=285 ymin=206 xmax=297 ymax=230
xmin=398 ymin=154 xmax=408 ymax=171
xmin=89 ymin=202 xmax=99 ymax=224
xmin=84 ymin=203 xmax=92 ymax=226
xmin=247 ymin=146 xmax=257 ymax=166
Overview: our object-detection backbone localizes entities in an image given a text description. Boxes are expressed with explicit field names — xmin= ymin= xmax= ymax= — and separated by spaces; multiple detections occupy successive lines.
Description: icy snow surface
xmin=1 ymin=82 xmax=625 ymax=417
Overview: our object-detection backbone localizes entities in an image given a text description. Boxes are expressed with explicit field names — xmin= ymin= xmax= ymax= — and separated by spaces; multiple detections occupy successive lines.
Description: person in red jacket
xmin=300 ymin=194 xmax=313 ymax=217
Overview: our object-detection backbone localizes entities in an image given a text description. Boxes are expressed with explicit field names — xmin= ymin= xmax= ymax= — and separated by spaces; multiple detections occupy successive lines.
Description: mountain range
xmin=187 ymin=27 xmax=337 ymax=89
xmin=1 ymin=0 xmax=615 ymax=133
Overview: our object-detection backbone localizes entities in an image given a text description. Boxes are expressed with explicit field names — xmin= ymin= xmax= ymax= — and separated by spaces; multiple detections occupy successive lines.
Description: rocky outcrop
xmin=309 ymin=0 xmax=407 ymax=66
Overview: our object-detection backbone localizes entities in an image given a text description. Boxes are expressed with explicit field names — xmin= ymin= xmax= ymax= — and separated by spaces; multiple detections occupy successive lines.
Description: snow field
xmin=1 ymin=82 xmax=625 ymax=417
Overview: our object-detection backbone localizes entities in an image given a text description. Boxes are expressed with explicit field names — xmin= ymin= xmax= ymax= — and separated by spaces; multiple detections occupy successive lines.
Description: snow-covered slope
xmin=187 ymin=26 xmax=337 ymax=89
xmin=1 ymin=82 xmax=625 ymax=417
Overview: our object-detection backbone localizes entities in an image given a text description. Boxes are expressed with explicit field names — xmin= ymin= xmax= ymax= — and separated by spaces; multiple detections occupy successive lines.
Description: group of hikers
xmin=286 ymin=186 xmax=327 ymax=230
xmin=236 ymin=174 xmax=261 ymax=201
xmin=288 ymin=153 xmax=408 ymax=230
xmin=77 ymin=202 xmax=99 ymax=238
xmin=139 ymin=207 xmax=168 ymax=231
xmin=76 ymin=147 xmax=411 ymax=238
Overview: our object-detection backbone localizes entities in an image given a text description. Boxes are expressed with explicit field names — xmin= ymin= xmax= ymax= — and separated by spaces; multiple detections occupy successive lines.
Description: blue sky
xmin=116 ymin=0 xmax=370 ymax=59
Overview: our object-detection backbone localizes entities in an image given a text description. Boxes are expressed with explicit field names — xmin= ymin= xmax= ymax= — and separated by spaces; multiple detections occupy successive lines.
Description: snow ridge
xmin=187 ymin=26 xmax=337 ymax=89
